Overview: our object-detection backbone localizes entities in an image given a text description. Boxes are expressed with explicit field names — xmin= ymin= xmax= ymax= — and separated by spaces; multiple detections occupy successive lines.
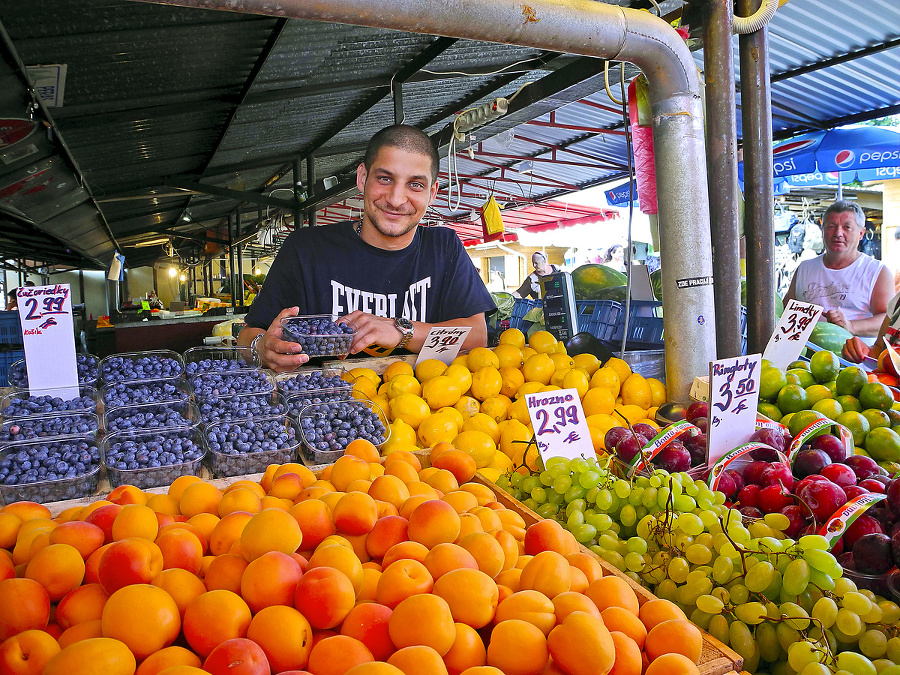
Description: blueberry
xmin=299 ymin=401 xmax=386 ymax=461
xmin=7 ymin=354 xmax=100 ymax=387
xmin=280 ymin=317 xmax=355 ymax=356
xmin=2 ymin=391 xmax=97 ymax=418
xmin=100 ymin=354 xmax=183 ymax=383
xmin=103 ymin=380 xmax=188 ymax=408
xmin=185 ymin=358 xmax=250 ymax=374
xmin=189 ymin=370 xmax=272 ymax=398
xmin=104 ymin=429 xmax=203 ymax=489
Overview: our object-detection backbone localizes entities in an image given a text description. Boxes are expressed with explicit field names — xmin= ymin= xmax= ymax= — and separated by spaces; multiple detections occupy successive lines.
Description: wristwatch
xmin=250 ymin=333 xmax=265 ymax=367
xmin=394 ymin=317 xmax=414 ymax=350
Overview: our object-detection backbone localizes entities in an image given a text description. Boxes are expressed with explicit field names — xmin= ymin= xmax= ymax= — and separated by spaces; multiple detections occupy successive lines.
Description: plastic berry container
xmin=183 ymin=346 xmax=255 ymax=374
xmin=104 ymin=400 xmax=200 ymax=434
xmin=280 ymin=314 xmax=356 ymax=358
xmin=99 ymin=350 xmax=185 ymax=384
xmin=298 ymin=398 xmax=389 ymax=465
xmin=101 ymin=427 xmax=207 ymax=490
xmin=281 ymin=388 xmax=354 ymax=417
xmin=188 ymin=368 xmax=275 ymax=398
xmin=840 ymin=561 xmax=896 ymax=597
xmin=274 ymin=368 xmax=352 ymax=395
xmin=0 ymin=411 xmax=101 ymax=444
xmin=205 ymin=415 xmax=301 ymax=477
xmin=0 ymin=436 xmax=102 ymax=505
xmin=101 ymin=377 xmax=193 ymax=409
xmin=7 ymin=353 xmax=100 ymax=388
xmin=1 ymin=385 xmax=101 ymax=421
xmin=195 ymin=391 xmax=286 ymax=425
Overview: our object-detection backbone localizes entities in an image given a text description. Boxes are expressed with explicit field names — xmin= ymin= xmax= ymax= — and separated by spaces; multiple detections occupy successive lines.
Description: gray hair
xmin=823 ymin=200 xmax=865 ymax=229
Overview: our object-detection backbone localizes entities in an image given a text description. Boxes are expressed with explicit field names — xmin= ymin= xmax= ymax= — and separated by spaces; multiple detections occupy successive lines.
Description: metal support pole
xmin=227 ymin=214 xmax=236 ymax=309
xmin=293 ymin=158 xmax=303 ymax=228
xmin=307 ymin=156 xmax=317 ymax=228
xmin=704 ymin=0 xmax=742 ymax=358
xmin=393 ymin=79 xmax=404 ymax=124
xmin=740 ymin=0 xmax=776 ymax=354
xmin=235 ymin=209 xmax=243 ymax=308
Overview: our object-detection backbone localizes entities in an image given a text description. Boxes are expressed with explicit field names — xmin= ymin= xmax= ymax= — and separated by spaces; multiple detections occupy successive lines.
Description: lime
xmin=825 ymin=380 xmax=837 ymax=394
xmin=835 ymin=366 xmax=868 ymax=397
xmin=811 ymin=398 xmax=842 ymax=421
xmin=785 ymin=372 xmax=802 ymax=386
xmin=805 ymin=384 xmax=833 ymax=406
xmin=862 ymin=409 xmax=891 ymax=431
xmin=859 ymin=382 xmax=895 ymax=412
xmin=809 ymin=350 xmax=841 ymax=384
xmin=759 ymin=368 xmax=788 ymax=401
xmin=777 ymin=384 xmax=810 ymax=415
xmin=789 ymin=360 xmax=810 ymax=371
xmin=788 ymin=369 xmax=816 ymax=389
xmin=879 ymin=460 xmax=900 ymax=477
xmin=836 ymin=411 xmax=870 ymax=446
xmin=780 ymin=412 xmax=794 ymax=429
xmin=864 ymin=426 xmax=900 ymax=462
xmin=757 ymin=402 xmax=783 ymax=422
xmin=836 ymin=395 xmax=861 ymax=412
xmin=761 ymin=358 xmax=774 ymax=369
xmin=788 ymin=409 xmax=825 ymax=438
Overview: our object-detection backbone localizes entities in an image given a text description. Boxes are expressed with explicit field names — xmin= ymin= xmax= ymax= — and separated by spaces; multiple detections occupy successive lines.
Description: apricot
xmin=388 ymin=594 xmax=455 ymax=656
xmin=307 ymin=635 xmax=374 ymax=675
xmin=585 ymin=576 xmax=639 ymax=616
xmin=97 ymin=538 xmax=163 ymax=594
xmin=407 ymin=500 xmax=460 ymax=549
xmin=246 ymin=606 xmax=313 ymax=674
xmin=643 ymin=619 xmax=702 ymax=664
xmin=0 ymin=628 xmax=61 ymax=675
xmin=101 ymin=584 xmax=181 ymax=660
xmin=42 ymin=637 xmax=136 ymax=675
xmin=24 ymin=543 xmax=85 ymax=602
xmin=519 ymin=551 xmax=570 ymax=599
xmin=134 ymin=646 xmax=201 ymax=675
xmin=340 ymin=603 xmax=395 ymax=662
xmin=433 ymin=568 xmax=498 ymax=629
xmin=203 ymin=638 xmax=269 ymax=675
xmin=494 ymin=590 xmax=556 ymax=636
xmin=0 ymin=578 xmax=50 ymax=641
xmin=240 ymin=508 xmax=303 ymax=562
xmin=47 ymin=521 xmax=104 ymax=560
xmin=182 ymin=590 xmax=252 ymax=658
xmin=294 ymin=567 xmax=356 ymax=630
xmin=376 ymin=559 xmax=434 ymax=609
xmin=485 ymin=619 xmax=548 ymax=675
xmin=55 ymin=584 xmax=109 ymax=630
xmin=443 ymin=622 xmax=487 ymax=675
xmin=547 ymin=611 xmax=614 ymax=675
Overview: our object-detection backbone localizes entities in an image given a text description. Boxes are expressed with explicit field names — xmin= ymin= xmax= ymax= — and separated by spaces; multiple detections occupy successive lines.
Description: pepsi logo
xmin=772 ymin=138 xmax=817 ymax=157
xmin=834 ymin=149 xmax=856 ymax=168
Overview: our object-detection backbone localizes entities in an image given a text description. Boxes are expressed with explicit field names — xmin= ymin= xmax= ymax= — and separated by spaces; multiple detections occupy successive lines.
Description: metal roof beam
xmin=771 ymin=37 xmax=900 ymax=83
xmin=164 ymin=178 xmax=296 ymax=210
xmin=770 ymin=104 xmax=900 ymax=141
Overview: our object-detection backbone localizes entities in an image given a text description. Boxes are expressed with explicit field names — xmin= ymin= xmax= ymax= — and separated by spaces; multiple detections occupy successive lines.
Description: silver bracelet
xmin=250 ymin=333 xmax=265 ymax=367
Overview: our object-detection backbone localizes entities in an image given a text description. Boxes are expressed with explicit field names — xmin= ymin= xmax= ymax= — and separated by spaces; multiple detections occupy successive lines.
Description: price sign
xmin=707 ymin=354 xmax=761 ymax=464
xmin=525 ymin=387 xmax=594 ymax=461
xmin=763 ymin=299 xmax=822 ymax=370
xmin=141 ymin=300 xmax=151 ymax=311
xmin=16 ymin=284 xmax=78 ymax=397
xmin=415 ymin=326 xmax=470 ymax=366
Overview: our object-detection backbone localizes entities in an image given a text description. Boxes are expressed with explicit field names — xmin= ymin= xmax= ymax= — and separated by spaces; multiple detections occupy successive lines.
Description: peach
xmin=0 ymin=629 xmax=61 ymax=675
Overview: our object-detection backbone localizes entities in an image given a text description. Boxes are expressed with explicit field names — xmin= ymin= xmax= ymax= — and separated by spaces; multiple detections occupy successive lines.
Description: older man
xmin=784 ymin=200 xmax=893 ymax=346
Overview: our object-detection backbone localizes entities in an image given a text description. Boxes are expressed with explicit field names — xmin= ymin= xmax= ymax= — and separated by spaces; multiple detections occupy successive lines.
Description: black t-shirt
xmin=245 ymin=221 xmax=495 ymax=330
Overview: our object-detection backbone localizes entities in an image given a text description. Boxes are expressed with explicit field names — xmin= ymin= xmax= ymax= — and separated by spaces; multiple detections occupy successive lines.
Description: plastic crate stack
xmin=187 ymin=346 xmax=297 ymax=478
xmin=508 ymin=298 xmax=542 ymax=332
xmin=0 ymin=311 xmax=24 ymax=388
xmin=576 ymin=300 xmax=664 ymax=350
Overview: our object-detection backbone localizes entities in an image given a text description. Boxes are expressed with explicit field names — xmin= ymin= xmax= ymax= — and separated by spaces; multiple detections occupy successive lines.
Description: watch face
xmin=396 ymin=318 xmax=413 ymax=330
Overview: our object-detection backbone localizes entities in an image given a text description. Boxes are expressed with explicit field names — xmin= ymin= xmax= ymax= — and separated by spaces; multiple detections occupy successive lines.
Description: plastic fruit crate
xmin=0 ymin=311 xmax=22 ymax=345
xmin=509 ymin=298 xmax=542 ymax=332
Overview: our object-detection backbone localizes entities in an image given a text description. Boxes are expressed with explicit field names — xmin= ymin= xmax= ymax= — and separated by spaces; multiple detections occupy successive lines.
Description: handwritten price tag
xmin=16 ymin=284 xmax=78 ymax=397
xmin=415 ymin=326 xmax=471 ymax=366
xmin=707 ymin=354 xmax=761 ymax=465
xmin=763 ymin=299 xmax=822 ymax=370
xmin=525 ymin=387 xmax=594 ymax=462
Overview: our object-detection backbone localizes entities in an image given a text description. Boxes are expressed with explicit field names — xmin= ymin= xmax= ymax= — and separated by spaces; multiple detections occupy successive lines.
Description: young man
xmin=783 ymin=200 xmax=893 ymax=346
xmin=238 ymin=125 xmax=495 ymax=372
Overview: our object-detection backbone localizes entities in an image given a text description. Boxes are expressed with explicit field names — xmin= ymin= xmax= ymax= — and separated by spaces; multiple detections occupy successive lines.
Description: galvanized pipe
xmin=134 ymin=0 xmax=717 ymax=400
xmin=703 ymin=0 xmax=743 ymax=358
xmin=739 ymin=0 xmax=776 ymax=355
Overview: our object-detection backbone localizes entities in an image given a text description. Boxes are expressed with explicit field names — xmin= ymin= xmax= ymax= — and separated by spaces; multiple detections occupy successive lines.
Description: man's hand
xmin=255 ymin=307 xmax=310 ymax=372
xmin=339 ymin=311 xmax=402 ymax=354
xmin=842 ymin=336 xmax=871 ymax=364
xmin=824 ymin=308 xmax=852 ymax=332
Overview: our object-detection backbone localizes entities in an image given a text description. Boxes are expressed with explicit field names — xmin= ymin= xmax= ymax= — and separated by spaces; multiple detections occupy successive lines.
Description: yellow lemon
xmin=590 ymin=366 xmax=621 ymax=397
xmin=499 ymin=366 xmax=525 ymax=399
xmin=516 ymin=381 xmax=545 ymax=400
xmin=554 ymin=341 xmax=568 ymax=355
xmin=528 ymin=330 xmax=558 ymax=354
xmin=418 ymin=412 xmax=460 ymax=447
xmin=583 ymin=387 xmax=615 ymax=417
xmin=351 ymin=376 xmax=378 ymax=401
xmin=454 ymin=395 xmax=481 ymax=419
xmin=444 ymin=364 xmax=473 ymax=394
xmin=462 ymin=412 xmax=501 ymax=444
xmin=605 ymin=357 xmax=632 ymax=384
xmin=647 ymin=378 xmax=667 ymax=407
xmin=521 ymin=347 xmax=538 ymax=361
xmin=383 ymin=360 xmax=415 ymax=382
xmin=636 ymin=418 xmax=660 ymax=430
xmin=436 ymin=406 xmax=465 ymax=430
xmin=369 ymin=394 xmax=391 ymax=418
xmin=348 ymin=367 xmax=381 ymax=386
xmin=550 ymin=353 xmax=575 ymax=371
xmin=539 ymin=385 xmax=561 ymax=393
xmin=422 ymin=375 xmax=462 ymax=410
xmin=415 ymin=358 xmax=448 ymax=384
xmin=487 ymin=451 xmax=513 ymax=473
xmin=471 ymin=366 xmax=502 ymax=401
xmin=614 ymin=404 xmax=647 ymax=425
xmin=481 ymin=395 xmax=511 ymax=423
xmin=586 ymin=413 xmax=618 ymax=436
xmin=522 ymin=353 xmax=554 ymax=385
xmin=383 ymin=418 xmax=418 ymax=449
xmin=467 ymin=347 xmax=500 ymax=371
xmin=452 ymin=430 xmax=497 ymax=468
xmin=509 ymin=397 xmax=531 ymax=426
xmin=499 ymin=419 xmax=532 ymax=463
xmin=386 ymin=374 xmax=422 ymax=399
xmin=572 ymin=353 xmax=601 ymax=376
xmin=646 ymin=406 xmax=659 ymax=423
xmin=378 ymin=382 xmax=391 ymax=396
xmin=550 ymin=368 xmax=571 ymax=388
xmin=493 ymin=344 xmax=525 ymax=369
xmin=498 ymin=328 xmax=526 ymax=349
xmin=382 ymin=440 xmax=422 ymax=457
xmin=389 ymin=394 xmax=430 ymax=429
xmin=479 ymin=467 xmax=502 ymax=483
xmin=451 ymin=354 xmax=469 ymax=368
xmin=620 ymin=373 xmax=652 ymax=409
xmin=562 ymin=369 xmax=590 ymax=399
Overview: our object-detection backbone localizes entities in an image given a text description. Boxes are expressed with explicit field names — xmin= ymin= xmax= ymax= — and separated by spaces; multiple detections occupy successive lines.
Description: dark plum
xmin=792 ymin=449 xmax=832 ymax=480
xmin=853 ymin=533 xmax=893 ymax=575
xmin=810 ymin=434 xmax=847 ymax=463
xmin=845 ymin=455 xmax=881 ymax=481
xmin=686 ymin=401 xmax=709 ymax=422
xmin=652 ymin=441 xmax=691 ymax=473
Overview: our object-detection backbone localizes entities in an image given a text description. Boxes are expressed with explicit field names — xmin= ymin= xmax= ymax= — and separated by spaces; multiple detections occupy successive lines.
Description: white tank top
xmin=794 ymin=253 xmax=886 ymax=345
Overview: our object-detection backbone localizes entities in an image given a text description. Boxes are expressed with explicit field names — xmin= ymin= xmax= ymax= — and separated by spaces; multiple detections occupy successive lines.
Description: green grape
xmin=667 ymin=557 xmax=690 ymax=584
xmin=707 ymin=614 xmax=729 ymax=645
xmin=783 ymin=559 xmax=812 ymax=596
xmin=624 ymin=551 xmax=645 ymax=573
xmin=711 ymin=586 xmax=730 ymax=605
xmin=570 ymin=523 xmax=597 ymax=544
xmin=531 ymin=486 xmax=548 ymax=503
xmin=548 ymin=461 xmax=569 ymax=477
xmin=842 ymin=591 xmax=873 ymax=616
xmin=798 ymin=534 xmax=829 ymax=550
xmin=598 ymin=533 xmax=619 ymax=550
xmin=696 ymin=495 xmax=714 ymax=511
xmin=509 ymin=472 xmax=524 ymax=487
xmin=496 ymin=474 xmax=510 ymax=489
xmin=685 ymin=480 xmax=700 ymax=497
xmin=642 ymin=563 xmax=667 ymax=586
xmin=577 ymin=469 xmax=601 ymax=489
xmin=522 ymin=497 xmax=539 ymax=511
xmin=586 ymin=513 xmax=613 ymax=532
xmin=799 ymin=664 xmax=832 ymax=675
xmin=831 ymin=575 xmax=858 ymax=597
xmin=686 ymin=607 xmax=711 ymax=630
xmin=698 ymin=509 xmax=719 ymax=529
xmin=798 ymin=585 xmax=824 ymax=612
xmin=787 ymin=640 xmax=822 ymax=671
xmin=648 ymin=474 xmax=662 ymax=488
xmin=858 ymin=588 xmax=877 ymax=603
xmin=565 ymin=499 xmax=586 ymax=517
xmin=564 ymin=485 xmax=588 ymax=503
xmin=746 ymin=560 xmax=776 ymax=593
xmin=621 ymin=537 xmax=645 ymax=555
xmin=804 ymin=548 xmax=842 ymax=577
xmin=776 ymin=621 xmax=803 ymax=652
xmin=712 ymin=555 xmax=734 ymax=584
xmin=835 ymin=607 xmax=864 ymax=637
xmin=756 ymin=620 xmax=782 ymax=663
xmin=694 ymin=532 xmax=713 ymax=549
xmin=860 ymin=601 xmax=882 ymax=625
xmin=536 ymin=503 xmax=559 ymax=519
xmin=545 ymin=456 xmax=568 ymax=469
xmin=608 ymin=521 xmax=621 ymax=536
xmin=779 ymin=602 xmax=810 ymax=630
xmin=566 ymin=510 xmax=585 ymax=529
xmin=522 ymin=475 xmax=541 ymax=493
xmin=672 ymin=532 xmax=693 ymax=550
xmin=835 ymin=651 xmax=877 ymax=675
xmin=696 ymin=594 xmax=724 ymax=614
xmin=686 ymin=568 xmax=710 ymax=586
xmin=878 ymin=600 xmax=900 ymax=625
xmin=595 ymin=489 xmax=613 ymax=510
xmin=547 ymin=490 xmax=565 ymax=505
xmin=729 ymin=620 xmax=757 ymax=660
xmin=655 ymin=578 xmax=677 ymax=602
xmin=685 ymin=543 xmax=712 ymax=565
xmin=613 ymin=480 xmax=631 ymax=499
xmin=712 ymin=491 xmax=727 ymax=505
xmin=585 ymin=486 xmax=600 ymax=503
xmin=635 ymin=476 xmax=651 ymax=488
xmin=600 ymin=549 xmax=626 ymax=571
xmin=763 ymin=570 xmax=783 ymax=602
xmin=537 ymin=469 xmax=553 ymax=486
xmin=728 ymin=583 xmax=750 ymax=605
xmin=859 ymin=629 xmax=888 ymax=659
xmin=808 ymin=568 xmax=835 ymax=591
xmin=734 ymin=601 xmax=768 ymax=624
xmin=569 ymin=457 xmax=589 ymax=474
xmin=673 ymin=494 xmax=697 ymax=512
xmin=627 ymin=487 xmax=644 ymax=507
xmin=764 ymin=512 xmax=791 ymax=531
xmin=656 ymin=487 xmax=671 ymax=509
xmin=640 ymin=487 xmax=658 ymax=510
xmin=552 ymin=475 xmax=572 ymax=494
xmin=619 ymin=504 xmax=637 ymax=528
xmin=886 ymin=636 xmax=900 ymax=663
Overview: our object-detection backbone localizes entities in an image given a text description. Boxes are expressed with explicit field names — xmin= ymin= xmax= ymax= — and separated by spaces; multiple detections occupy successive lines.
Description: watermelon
xmin=571 ymin=264 xmax=627 ymax=301
xmin=650 ymin=270 xmax=662 ymax=301
xmin=592 ymin=285 xmax=628 ymax=302
xmin=809 ymin=322 xmax=853 ymax=354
